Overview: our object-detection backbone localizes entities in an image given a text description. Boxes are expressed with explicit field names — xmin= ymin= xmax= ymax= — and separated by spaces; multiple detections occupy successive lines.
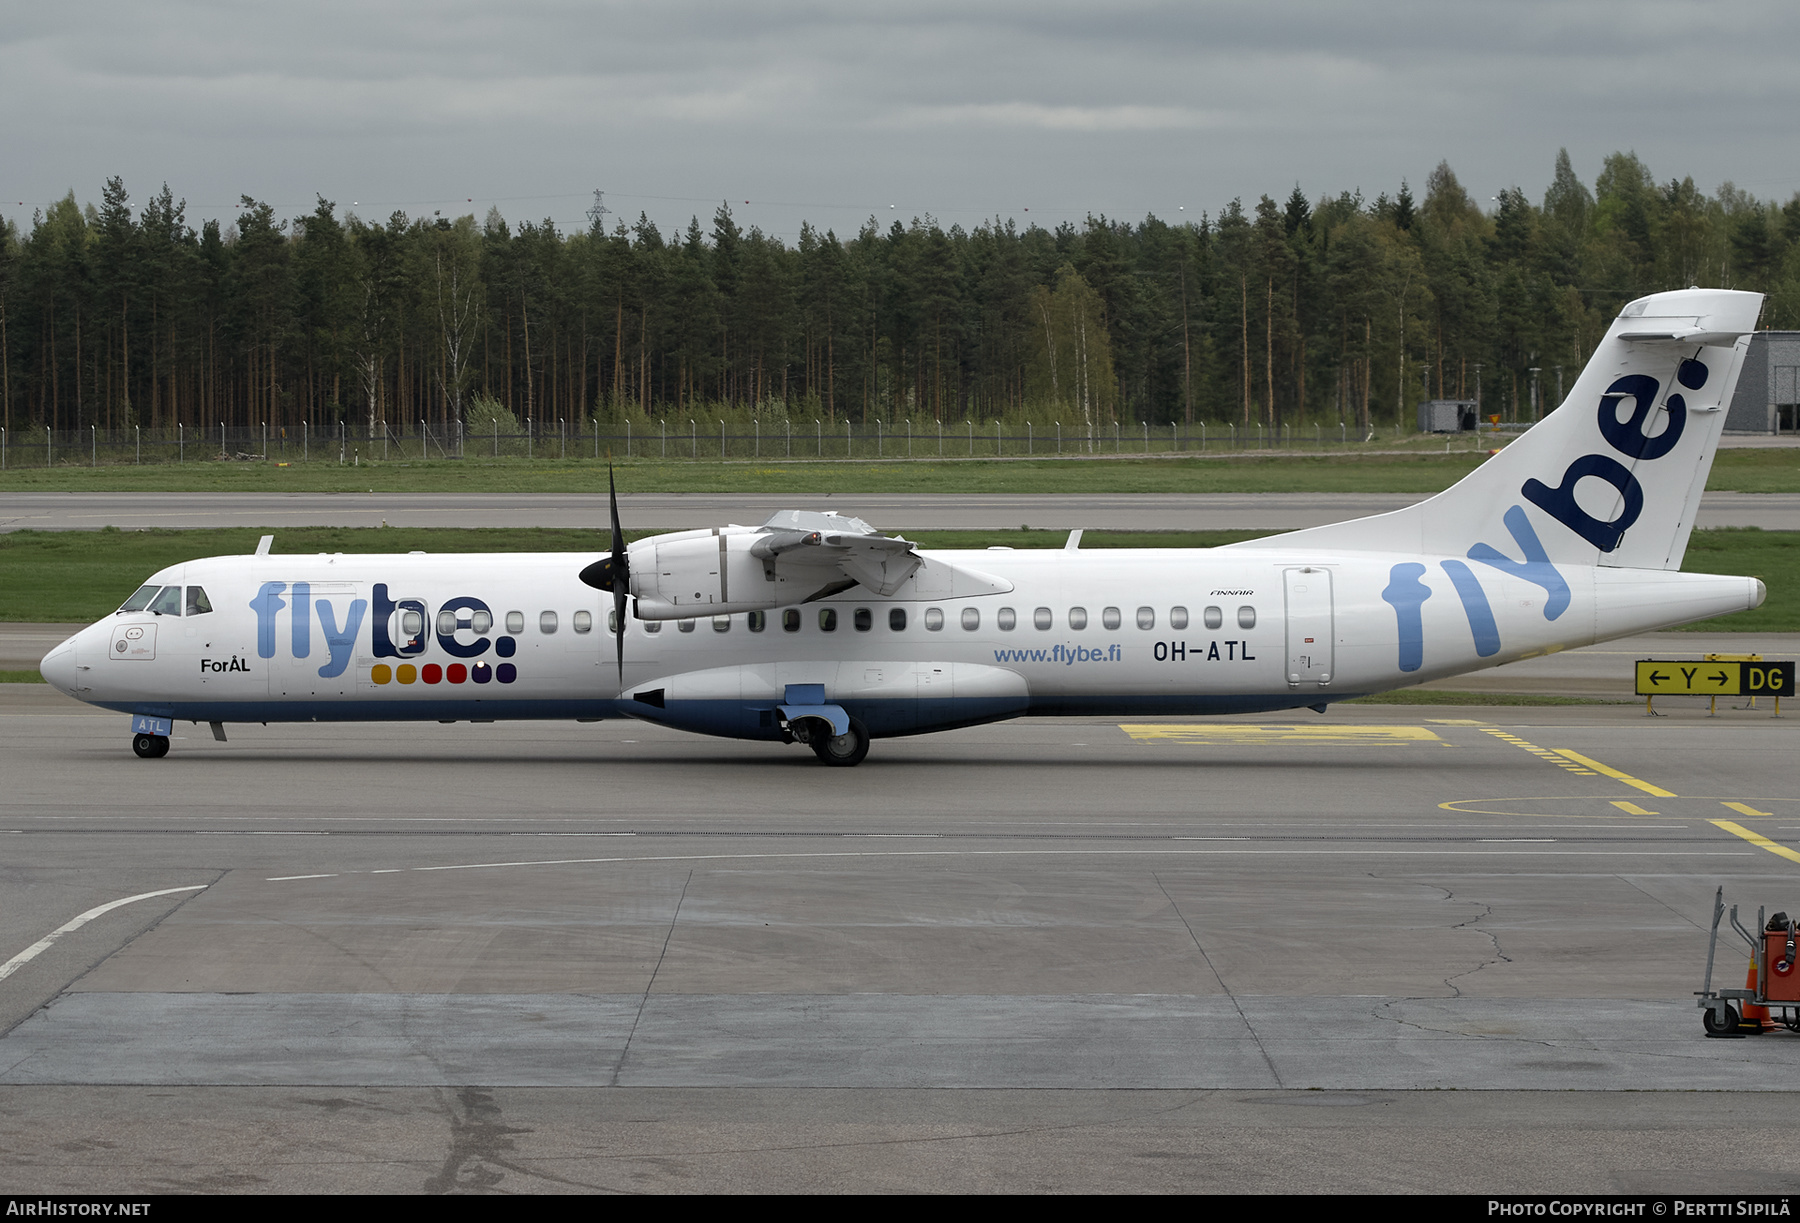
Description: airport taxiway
xmin=2 ymin=686 xmax=1800 ymax=1192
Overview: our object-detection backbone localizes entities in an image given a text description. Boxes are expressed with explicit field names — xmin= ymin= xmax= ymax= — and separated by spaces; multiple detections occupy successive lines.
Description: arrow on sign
xmin=1709 ymin=671 xmax=1730 ymax=686
xmin=1648 ymin=671 xmax=1668 ymax=685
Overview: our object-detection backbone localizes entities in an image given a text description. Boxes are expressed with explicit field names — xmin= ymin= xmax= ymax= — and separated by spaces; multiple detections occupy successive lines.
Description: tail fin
xmin=1243 ymin=288 xmax=1763 ymax=570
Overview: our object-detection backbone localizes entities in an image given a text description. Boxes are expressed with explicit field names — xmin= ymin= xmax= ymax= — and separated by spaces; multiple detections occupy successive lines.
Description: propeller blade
xmin=608 ymin=462 xmax=628 ymax=681
xmin=578 ymin=460 xmax=632 ymax=685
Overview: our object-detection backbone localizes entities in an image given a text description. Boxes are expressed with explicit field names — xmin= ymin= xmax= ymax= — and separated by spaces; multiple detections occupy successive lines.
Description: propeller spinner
xmin=577 ymin=463 xmax=630 ymax=680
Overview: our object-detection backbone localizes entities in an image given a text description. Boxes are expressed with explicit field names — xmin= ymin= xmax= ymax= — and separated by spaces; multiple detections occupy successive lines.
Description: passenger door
xmin=1283 ymin=567 xmax=1334 ymax=688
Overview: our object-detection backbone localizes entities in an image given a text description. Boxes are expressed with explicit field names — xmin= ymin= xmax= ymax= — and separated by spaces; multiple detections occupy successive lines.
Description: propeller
xmin=577 ymin=461 xmax=630 ymax=681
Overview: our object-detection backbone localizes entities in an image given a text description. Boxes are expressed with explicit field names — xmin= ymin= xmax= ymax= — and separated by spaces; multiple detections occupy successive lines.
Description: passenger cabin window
xmin=712 ymin=615 xmax=731 ymax=633
xmin=1101 ymin=606 xmax=1121 ymax=630
xmin=997 ymin=607 xmax=1016 ymax=631
xmin=119 ymin=584 xmax=160 ymax=613
xmin=437 ymin=610 xmax=458 ymax=635
xmin=573 ymin=610 xmax=593 ymax=634
xmin=539 ymin=611 xmax=557 ymax=634
xmin=185 ymin=586 xmax=214 ymax=616
xmin=1203 ymin=605 xmax=1223 ymax=630
xmin=472 ymin=610 xmax=493 ymax=634
xmin=678 ymin=618 xmax=696 ymax=633
xmin=889 ymin=608 xmax=907 ymax=631
xmin=783 ymin=610 xmax=801 ymax=632
xmin=1136 ymin=606 xmax=1155 ymax=630
xmin=1170 ymin=606 xmax=1189 ymax=630
xmin=819 ymin=609 xmax=838 ymax=632
xmin=1034 ymin=607 xmax=1052 ymax=631
xmin=402 ymin=609 xmax=424 ymax=638
xmin=924 ymin=608 xmax=945 ymax=631
xmin=748 ymin=611 xmax=767 ymax=632
xmin=608 ymin=609 xmax=619 ymax=634
xmin=1068 ymin=607 xmax=1088 ymax=630
xmin=506 ymin=611 xmax=525 ymax=634
xmin=148 ymin=586 xmax=183 ymax=616
xmin=1238 ymin=606 xmax=1257 ymax=630
xmin=642 ymin=619 xmax=661 ymax=634
xmin=961 ymin=607 xmax=981 ymax=631
xmin=854 ymin=608 xmax=872 ymax=632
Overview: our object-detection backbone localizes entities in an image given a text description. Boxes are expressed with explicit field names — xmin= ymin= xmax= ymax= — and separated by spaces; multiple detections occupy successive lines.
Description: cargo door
xmin=269 ymin=581 xmax=365 ymax=698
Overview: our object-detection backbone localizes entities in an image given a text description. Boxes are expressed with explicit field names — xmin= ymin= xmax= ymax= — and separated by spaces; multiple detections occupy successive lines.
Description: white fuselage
xmin=39 ymin=545 xmax=1763 ymax=740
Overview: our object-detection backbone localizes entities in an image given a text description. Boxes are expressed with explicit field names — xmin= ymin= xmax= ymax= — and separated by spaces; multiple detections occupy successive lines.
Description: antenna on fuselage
xmin=255 ymin=535 xmax=274 ymax=556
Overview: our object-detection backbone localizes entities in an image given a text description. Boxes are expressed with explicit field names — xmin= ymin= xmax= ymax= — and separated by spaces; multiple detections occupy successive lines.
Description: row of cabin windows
xmin=628 ymin=604 xmax=1259 ymax=635
xmin=119 ymin=584 xmax=214 ymax=616
xmin=432 ymin=609 xmax=594 ymax=636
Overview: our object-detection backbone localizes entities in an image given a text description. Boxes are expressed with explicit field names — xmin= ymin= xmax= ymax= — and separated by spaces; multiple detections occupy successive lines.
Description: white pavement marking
xmin=264 ymin=846 xmax=1752 ymax=881
xmin=0 ymin=885 xmax=208 ymax=982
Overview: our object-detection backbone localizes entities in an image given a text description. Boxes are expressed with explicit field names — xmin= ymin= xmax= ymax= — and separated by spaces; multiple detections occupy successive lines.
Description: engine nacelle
xmin=629 ymin=528 xmax=810 ymax=619
xmin=624 ymin=512 xmax=1011 ymax=620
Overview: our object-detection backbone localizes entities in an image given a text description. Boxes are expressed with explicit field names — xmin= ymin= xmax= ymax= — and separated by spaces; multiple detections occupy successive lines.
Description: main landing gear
xmin=132 ymin=733 xmax=170 ymax=759
xmin=806 ymin=716 xmax=870 ymax=768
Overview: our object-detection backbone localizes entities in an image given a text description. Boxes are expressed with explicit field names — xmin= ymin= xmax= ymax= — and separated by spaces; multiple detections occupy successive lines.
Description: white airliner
xmin=39 ymin=288 xmax=1768 ymax=765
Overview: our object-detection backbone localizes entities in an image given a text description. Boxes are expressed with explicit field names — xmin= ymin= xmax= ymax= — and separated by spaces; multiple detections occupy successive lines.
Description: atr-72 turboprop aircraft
xmin=40 ymin=288 xmax=1770 ymax=766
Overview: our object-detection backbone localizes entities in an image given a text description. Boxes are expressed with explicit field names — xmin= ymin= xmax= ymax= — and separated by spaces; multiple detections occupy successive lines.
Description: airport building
xmin=1725 ymin=330 xmax=1800 ymax=433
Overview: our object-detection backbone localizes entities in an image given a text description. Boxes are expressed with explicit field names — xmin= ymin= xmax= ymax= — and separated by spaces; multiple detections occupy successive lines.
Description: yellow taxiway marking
xmin=1480 ymin=729 xmax=1597 ymax=774
xmin=1721 ymin=801 xmax=1774 ymax=818
xmin=1551 ymin=749 xmax=1675 ymax=797
xmin=1711 ymin=820 xmax=1800 ymax=866
xmin=1119 ymin=724 xmax=1442 ymax=745
xmin=1610 ymin=801 xmax=1659 ymax=816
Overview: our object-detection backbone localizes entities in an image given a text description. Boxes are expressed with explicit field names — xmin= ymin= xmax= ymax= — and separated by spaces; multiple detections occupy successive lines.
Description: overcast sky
xmin=3 ymin=1 xmax=1796 ymax=242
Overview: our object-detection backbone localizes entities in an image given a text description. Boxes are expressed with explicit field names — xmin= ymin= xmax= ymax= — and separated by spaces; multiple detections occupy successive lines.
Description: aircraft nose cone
xmin=39 ymin=637 xmax=79 ymax=693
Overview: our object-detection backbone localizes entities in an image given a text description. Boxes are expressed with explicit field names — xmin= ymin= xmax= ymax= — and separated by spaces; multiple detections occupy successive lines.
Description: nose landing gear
xmin=132 ymin=733 xmax=170 ymax=759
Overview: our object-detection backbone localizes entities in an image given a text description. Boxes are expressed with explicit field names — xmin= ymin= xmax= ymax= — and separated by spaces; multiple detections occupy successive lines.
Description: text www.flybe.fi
xmin=991 ymin=642 xmax=1258 ymax=666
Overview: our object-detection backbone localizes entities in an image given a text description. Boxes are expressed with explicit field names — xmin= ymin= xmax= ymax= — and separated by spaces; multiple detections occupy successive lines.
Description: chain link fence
xmin=0 ymin=417 xmax=1384 ymax=468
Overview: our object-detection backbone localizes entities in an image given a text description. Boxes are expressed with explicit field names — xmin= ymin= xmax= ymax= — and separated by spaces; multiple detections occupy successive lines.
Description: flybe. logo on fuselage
xmin=250 ymin=582 xmax=519 ymax=680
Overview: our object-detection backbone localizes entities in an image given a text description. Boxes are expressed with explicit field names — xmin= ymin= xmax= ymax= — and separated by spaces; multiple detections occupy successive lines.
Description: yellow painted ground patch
xmin=1120 ymin=724 xmax=1442 ymax=745
xmin=1721 ymin=801 xmax=1774 ymax=818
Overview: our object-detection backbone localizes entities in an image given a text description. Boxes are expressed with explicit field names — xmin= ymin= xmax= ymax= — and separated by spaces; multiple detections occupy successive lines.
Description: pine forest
xmin=3 ymin=150 xmax=1798 ymax=457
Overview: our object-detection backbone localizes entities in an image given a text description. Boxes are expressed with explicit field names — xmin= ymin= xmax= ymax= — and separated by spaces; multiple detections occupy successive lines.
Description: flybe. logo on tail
xmin=1381 ymin=361 xmax=1703 ymax=673
xmin=1523 ymin=360 xmax=1706 ymax=551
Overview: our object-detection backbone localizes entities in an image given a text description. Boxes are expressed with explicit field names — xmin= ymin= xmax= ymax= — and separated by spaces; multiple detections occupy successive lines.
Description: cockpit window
xmin=185 ymin=586 xmax=214 ymax=616
xmin=119 ymin=584 xmax=160 ymax=613
xmin=148 ymin=586 xmax=184 ymax=616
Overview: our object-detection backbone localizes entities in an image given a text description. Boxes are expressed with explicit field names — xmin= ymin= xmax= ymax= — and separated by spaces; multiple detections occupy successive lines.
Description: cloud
xmin=4 ymin=1 xmax=1797 ymax=239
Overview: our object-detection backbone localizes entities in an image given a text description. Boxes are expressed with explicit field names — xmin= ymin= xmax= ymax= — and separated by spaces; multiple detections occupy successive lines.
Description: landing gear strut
xmin=132 ymin=733 xmax=170 ymax=759
xmin=808 ymin=716 xmax=870 ymax=767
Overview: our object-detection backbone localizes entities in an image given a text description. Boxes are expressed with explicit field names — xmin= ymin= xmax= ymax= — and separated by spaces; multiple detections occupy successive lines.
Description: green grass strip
xmin=0 ymin=445 xmax=1791 ymax=494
